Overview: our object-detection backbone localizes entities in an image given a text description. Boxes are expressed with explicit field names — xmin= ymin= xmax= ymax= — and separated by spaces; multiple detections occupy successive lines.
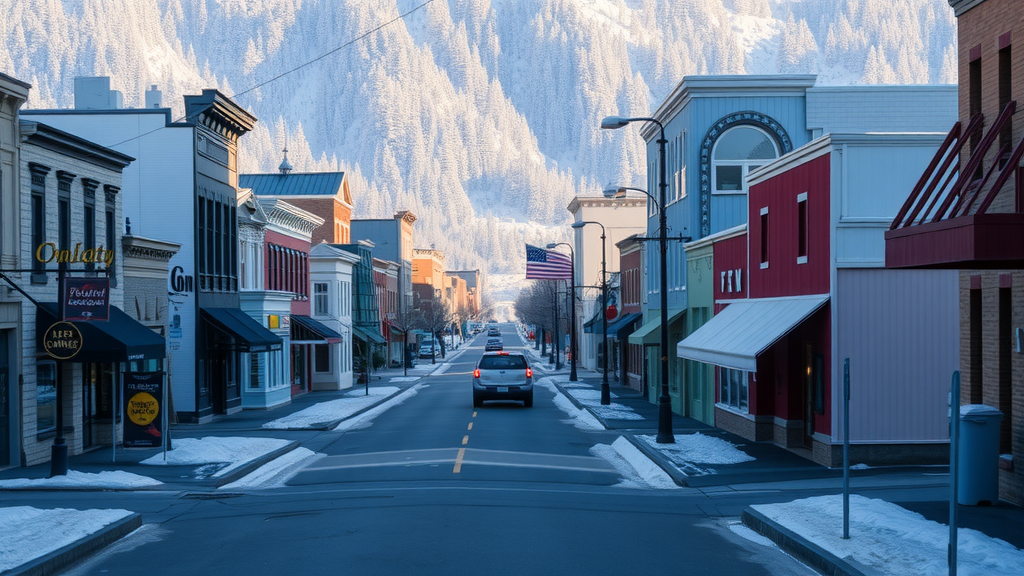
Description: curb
xmin=551 ymin=380 xmax=689 ymax=487
xmin=621 ymin=435 xmax=689 ymax=487
xmin=741 ymin=508 xmax=868 ymax=576
xmin=6 ymin=512 xmax=143 ymax=576
xmin=212 ymin=440 xmax=301 ymax=487
xmin=277 ymin=386 xmax=415 ymax=432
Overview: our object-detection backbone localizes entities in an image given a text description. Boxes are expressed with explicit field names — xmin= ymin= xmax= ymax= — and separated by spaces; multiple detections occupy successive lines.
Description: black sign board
xmin=43 ymin=321 xmax=82 ymax=360
xmin=123 ymin=372 xmax=164 ymax=448
xmin=63 ymin=277 xmax=110 ymax=321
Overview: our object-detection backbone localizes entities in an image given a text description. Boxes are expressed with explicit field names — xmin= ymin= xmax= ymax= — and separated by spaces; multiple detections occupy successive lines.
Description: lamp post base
xmin=600 ymin=382 xmax=611 ymax=405
xmin=656 ymin=397 xmax=675 ymax=443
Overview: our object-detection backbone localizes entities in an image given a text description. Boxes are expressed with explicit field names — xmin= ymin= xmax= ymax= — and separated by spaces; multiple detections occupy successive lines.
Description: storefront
xmin=36 ymin=303 xmax=166 ymax=451
xmin=291 ymin=314 xmax=343 ymax=394
xmin=201 ymin=307 xmax=283 ymax=414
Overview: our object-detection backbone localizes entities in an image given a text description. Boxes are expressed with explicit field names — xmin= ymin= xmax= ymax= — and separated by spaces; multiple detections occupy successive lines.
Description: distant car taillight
xmin=525 ymin=368 xmax=533 ymax=378
xmin=473 ymin=368 xmax=480 ymax=378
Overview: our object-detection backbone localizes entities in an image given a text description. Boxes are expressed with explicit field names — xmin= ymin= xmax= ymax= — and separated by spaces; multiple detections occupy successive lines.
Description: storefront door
xmin=291 ymin=345 xmax=307 ymax=396
xmin=0 ymin=331 xmax=9 ymax=467
xmin=83 ymin=363 xmax=115 ymax=449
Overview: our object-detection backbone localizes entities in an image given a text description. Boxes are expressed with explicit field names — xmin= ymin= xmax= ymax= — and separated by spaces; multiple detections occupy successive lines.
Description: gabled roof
xmin=239 ymin=172 xmax=352 ymax=206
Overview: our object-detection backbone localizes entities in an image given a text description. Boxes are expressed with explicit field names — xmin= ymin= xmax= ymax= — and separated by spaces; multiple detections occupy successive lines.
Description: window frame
xmin=797 ymin=192 xmax=808 ymax=264
xmin=719 ymin=367 xmax=749 ymax=413
xmin=759 ymin=206 xmax=770 ymax=269
xmin=711 ymin=126 xmax=779 ymax=196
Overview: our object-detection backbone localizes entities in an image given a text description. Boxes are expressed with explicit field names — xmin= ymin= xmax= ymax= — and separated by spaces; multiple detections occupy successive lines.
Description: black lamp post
xmin=571 ymin=220 xmax=610 ymax=405
xmin=546 ymin=242 xmax=577 ymax=381
xmin=602 ymin=115 xmax=674 ymax=443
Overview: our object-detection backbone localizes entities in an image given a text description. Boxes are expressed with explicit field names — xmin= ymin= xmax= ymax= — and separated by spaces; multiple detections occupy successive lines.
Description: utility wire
xmin=103 ymin=0 xmax=436 ymax=150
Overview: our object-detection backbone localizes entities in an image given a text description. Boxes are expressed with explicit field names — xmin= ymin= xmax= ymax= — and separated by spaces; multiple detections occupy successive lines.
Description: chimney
xmin=145 ymin=84 xmax=162 ymax=109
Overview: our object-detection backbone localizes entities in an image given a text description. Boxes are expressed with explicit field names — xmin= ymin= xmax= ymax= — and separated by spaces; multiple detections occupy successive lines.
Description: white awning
xmin=676 ymin=295 xmax=829 ymax=372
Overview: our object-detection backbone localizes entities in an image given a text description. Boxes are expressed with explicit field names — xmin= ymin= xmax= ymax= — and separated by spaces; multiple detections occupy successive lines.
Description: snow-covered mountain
xmin=0 ymin=0 xmax=957 ymax=299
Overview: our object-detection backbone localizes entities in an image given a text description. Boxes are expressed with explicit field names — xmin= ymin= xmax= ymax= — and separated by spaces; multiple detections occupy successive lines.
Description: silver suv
xmin=472 ymin=352 xmax=533 ymax=407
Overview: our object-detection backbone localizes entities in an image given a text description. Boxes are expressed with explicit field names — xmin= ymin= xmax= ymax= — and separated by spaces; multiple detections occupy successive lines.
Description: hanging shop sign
xmin=63 ymin=277 xmax=110 ymax=321
xmin=43 ymin=321 xmax=83 ymax=360
xmin=123 ymin=372 xmax=164 ymax=448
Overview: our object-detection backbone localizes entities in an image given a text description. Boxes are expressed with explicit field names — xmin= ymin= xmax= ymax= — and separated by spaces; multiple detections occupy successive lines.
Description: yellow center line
xmin=467 ymin=422 xmax=473 ymax=431
xmin=472 ymin=411 xmax=477 ymax=418
xmin=462 ymin=435 xmax=469 ymax=445
xmin=453 ymin=448 xmax=466 ymax=473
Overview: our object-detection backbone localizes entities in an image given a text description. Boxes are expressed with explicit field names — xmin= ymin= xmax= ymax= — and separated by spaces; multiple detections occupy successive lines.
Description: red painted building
xmin=680 ymin=133 xmax=960 ymax=467
xmin=259 ymin=200 xmax=323 ymax=397
xmin=614 ymin=235 xmax=645 ymax=391
xmin=373 ymin=258 xmax=401 ymax=367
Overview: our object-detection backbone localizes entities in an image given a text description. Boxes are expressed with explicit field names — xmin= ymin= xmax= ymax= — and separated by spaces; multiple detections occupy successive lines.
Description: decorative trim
xmin=81 ymin=178 xmax=99 ymax=199
xmin=699 ymin=111 xmax=793 ymax=237
xmin=104 ymin=184 xmax=119 ymax=203
xmin=970 ymin=44 xmax=982 ymax=62
xmin=1000 ymin=273 xmax=1012 ymax=288
xmin=970 ymin=275 xmax=982 ymax=290
xmin=999 ymin=32 xmax=1012 ymax=50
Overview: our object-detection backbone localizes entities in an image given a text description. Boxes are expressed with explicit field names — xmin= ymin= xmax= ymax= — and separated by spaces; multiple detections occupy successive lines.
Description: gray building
xmin=351 ymin=211 xmax=417 ymax=311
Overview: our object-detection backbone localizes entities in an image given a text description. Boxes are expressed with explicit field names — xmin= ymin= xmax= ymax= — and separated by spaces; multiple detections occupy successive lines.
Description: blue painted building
xmin=626 ymin=75 xmax=957 ymax=414
xmin=629 ymin=75 xmax=817 ymax=410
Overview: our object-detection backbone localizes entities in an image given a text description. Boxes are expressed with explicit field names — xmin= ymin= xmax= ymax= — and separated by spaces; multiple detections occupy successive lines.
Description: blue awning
xmin=607 ymin=312 xmax=643 ymax=338
xmin=202 ymin=308 xmax=283 ymax=353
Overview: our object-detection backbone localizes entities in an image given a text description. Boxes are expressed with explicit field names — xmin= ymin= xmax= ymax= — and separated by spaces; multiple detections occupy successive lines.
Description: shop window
xmin=712 ymin=126 xmax=778 ymax=195
xmin=999 ymin=287 xmax=1012 ymax=453
xmin=797 ymin=193 xmax=808 ymax=263
xmin=29 ymin=164 xmax=49 ymax=283
xmin=998 ymin=46 xmax=1012 ymax=166
xmin=760 ymin=207 xmax=769 ymax=269
xmin=720 ymin=367 xmax=748 ymax=412
xmin=250 ymin=353 xmax=264 ymax=389
xmin=314 ymin=344 xmax=330 ymax=373
xmin=36 ymin=361 xmax=57 ymax=434
xmin=969 ymin=56 xmax=983 ymax=179
xmin=969 ymin=287 xmax=983 ymax=404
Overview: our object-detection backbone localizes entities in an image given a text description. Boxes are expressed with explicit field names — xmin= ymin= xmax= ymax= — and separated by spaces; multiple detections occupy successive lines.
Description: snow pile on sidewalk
xmin=0 ymin=470 xmax=161 ymax=490
xmin=536 ymin=378 xmax=604 ymax=430
xmin=591 ymin=437 xmax=679 ymax=490
xmin=0 ymin=506 xmax=134 ymax=571
xmin=561 ymin=385 xmax=643 ymax=421
xmin=640 ymin=433 xmax=754 ymax=475
xmin=140 ymin=436 xmax=290 ymax=478
xmin=263 ymin=387 xmax=400 ymax=429
xmin=754 ymin=495 xmax=1024 ymax=576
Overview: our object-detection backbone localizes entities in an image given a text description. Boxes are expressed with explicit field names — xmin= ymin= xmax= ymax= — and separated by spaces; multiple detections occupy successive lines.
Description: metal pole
xmin=113 ymin=369 xmax=118 ymax=463
xmin=554 ymin=282 xmax=561 ymax=369
xmin=949 ymin=370 xmax=960 ymax=576
xmin=600 ymin=227 xmax=610 ymax=405
xmin=655 ymin=122 xmax=674 ymax=443
xmin=843 ymin=358 xmax=850 ymax=539
xmin=49 ymin=268 xmax=68 ymax=477
xmin=550 ymin=283 xmax=557 ymax=365
xmin=569 ymin=249 xmax=578 ymax=381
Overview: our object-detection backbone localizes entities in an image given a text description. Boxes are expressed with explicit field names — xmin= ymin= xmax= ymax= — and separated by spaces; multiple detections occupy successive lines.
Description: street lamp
xmin=571 ymin=220 xmax=610 ymax=405
xmin=547 ymin=242 xmax=578 ymax=381
xmin=602 ymin=114 xmax=674 ymax=443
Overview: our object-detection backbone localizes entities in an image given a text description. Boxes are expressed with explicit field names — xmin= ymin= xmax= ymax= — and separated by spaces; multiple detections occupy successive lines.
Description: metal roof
xmin=239 ymin=172 xmax=345 ymax=197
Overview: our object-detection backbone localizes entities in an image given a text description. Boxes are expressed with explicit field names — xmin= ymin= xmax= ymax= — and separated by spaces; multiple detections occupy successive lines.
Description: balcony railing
xmin=886 ymin=101 xmax=1024 ymax=269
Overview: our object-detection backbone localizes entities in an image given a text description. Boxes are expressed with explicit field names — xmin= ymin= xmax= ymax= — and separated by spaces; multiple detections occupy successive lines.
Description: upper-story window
xmin=712 ymin=126 xmax=779 ymax=195
xmin=314 ymin=282 xmax=329 ymax=316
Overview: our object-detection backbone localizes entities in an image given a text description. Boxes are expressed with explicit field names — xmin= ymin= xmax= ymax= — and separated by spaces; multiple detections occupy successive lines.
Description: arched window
xmin=711 ymin=126 xmax=779 ymax=194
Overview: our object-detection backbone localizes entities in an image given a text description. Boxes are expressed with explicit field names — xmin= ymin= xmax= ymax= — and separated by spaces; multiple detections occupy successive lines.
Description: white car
xmin=473 ymin=351 xmax=533 ymax=407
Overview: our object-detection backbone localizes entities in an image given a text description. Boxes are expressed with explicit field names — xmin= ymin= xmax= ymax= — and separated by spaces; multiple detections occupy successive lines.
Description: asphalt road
xmin=40 ymin=324 xmax=818 ymax=576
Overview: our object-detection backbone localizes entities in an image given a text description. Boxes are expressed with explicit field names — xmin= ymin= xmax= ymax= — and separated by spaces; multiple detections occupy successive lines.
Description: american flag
xmin=525 ymin=244 xmax=572 ymax=280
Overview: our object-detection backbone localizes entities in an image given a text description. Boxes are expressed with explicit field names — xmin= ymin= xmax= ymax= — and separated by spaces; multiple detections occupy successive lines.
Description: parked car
xmin=473 ymin=351 xmax=533 ymax=407
xmin=484 ymin=337 xmax=503 ymax=351
xmin=418 ymin=341 xmax=437 ymax=359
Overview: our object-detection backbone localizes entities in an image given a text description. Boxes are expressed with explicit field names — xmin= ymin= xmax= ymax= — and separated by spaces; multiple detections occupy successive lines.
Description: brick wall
xmin=960 ymin=269 xmax=1023 ymax=505
xmin=957 ymin=0 xmax=1023 ymax=214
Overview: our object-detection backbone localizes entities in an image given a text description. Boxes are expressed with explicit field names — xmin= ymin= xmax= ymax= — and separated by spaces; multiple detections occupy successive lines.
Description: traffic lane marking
xmin=302 ymin=448 xmax=617 ymax=475
xmin=453 ymin=448 xmax=466 ymax=473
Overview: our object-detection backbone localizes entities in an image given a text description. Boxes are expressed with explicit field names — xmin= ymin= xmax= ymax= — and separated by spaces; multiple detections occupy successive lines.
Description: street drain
xmin=180 ymin=492 xmax=244 ymax=500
